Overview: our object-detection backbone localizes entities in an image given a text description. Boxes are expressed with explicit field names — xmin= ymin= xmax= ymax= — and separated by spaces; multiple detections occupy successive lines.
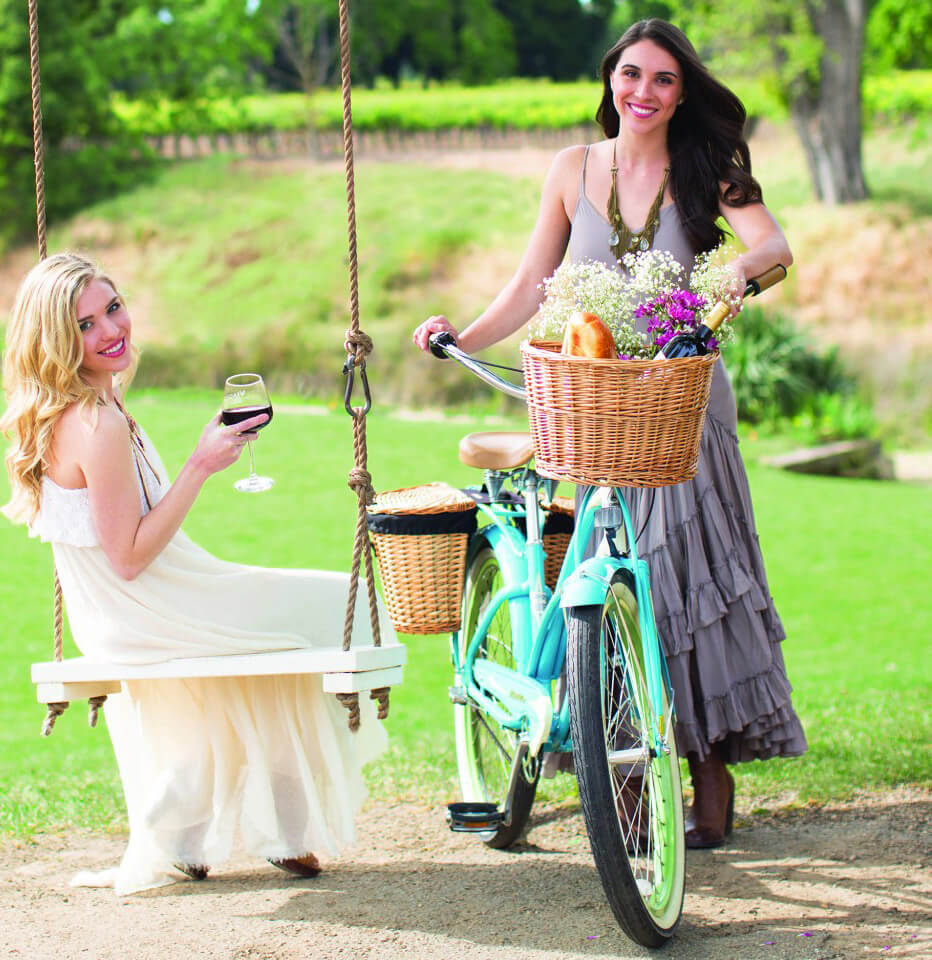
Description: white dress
xmin=30 ymin=426 xmax=391 ymax=895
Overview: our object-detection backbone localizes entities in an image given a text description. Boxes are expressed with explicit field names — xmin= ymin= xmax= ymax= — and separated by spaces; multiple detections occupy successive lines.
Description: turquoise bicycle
xmin=429 ymin=332 xmax=686 ymax=948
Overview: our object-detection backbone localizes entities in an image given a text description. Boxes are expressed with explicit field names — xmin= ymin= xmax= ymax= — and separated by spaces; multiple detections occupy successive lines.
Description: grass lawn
xmin=0 ymin=390 xmax=929 ymax=837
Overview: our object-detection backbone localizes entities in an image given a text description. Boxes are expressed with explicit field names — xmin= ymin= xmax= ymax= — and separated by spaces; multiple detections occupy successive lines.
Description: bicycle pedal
xmin=446 ymin=802 xmax=504 ymax=833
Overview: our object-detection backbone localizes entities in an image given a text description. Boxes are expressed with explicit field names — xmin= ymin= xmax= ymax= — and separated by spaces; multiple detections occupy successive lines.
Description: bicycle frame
xmin=451 ymin=471 xmax=673 ymax=761
xmin=432 ymin=330 xmax=675 ymax=763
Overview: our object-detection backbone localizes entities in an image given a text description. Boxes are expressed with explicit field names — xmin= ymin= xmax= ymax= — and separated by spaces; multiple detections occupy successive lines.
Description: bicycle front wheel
xmin=454 ymin=541 xmax=539 ymax=848
xmin=566 ymin=569 xmax=685 ymax=947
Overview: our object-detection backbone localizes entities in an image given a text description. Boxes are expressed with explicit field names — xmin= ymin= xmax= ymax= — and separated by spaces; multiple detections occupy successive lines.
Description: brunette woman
xmin=414 ymin=19 xmax=806 ymax=848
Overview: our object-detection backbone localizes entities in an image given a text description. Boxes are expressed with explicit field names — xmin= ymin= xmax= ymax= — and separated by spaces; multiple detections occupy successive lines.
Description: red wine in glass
xmin=222 ymin=374 xmax=274 ymax=492
xmin=221 ymin=405 xmax=274 ymax=430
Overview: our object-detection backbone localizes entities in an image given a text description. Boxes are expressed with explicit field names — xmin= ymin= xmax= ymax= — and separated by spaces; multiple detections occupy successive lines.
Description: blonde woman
xmin=2 ymin=253 xmax=390 ymax=894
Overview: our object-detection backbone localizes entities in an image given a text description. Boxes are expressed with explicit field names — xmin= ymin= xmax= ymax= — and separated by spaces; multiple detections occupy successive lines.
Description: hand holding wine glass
xmin=222 ymin=374 xmax=274 ymax=492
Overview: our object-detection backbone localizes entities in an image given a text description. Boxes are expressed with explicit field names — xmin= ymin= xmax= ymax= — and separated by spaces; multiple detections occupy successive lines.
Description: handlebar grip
xmin=745 ymin=263 xmax=787 ymax=297
xmin=429 ymin=330 xmax=457 ymax=359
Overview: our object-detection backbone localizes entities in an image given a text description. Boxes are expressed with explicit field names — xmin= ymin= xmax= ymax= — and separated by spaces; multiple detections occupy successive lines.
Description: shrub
xmin=726 ymin=307 xmax=869 ymax=433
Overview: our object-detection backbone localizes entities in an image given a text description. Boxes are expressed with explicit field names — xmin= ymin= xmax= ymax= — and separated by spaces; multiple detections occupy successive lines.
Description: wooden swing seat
xmin=32 ymin=643 xmax=406 ymax=705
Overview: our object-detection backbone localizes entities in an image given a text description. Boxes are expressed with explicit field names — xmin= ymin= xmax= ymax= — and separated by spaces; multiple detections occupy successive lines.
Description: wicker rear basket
xmin=367 ymin=483 xmax=477 ymax=635
xmin=521 ymin=341 xmax=718 ymax=487
xmin=543 ymin=495 xmax=574 ymax=589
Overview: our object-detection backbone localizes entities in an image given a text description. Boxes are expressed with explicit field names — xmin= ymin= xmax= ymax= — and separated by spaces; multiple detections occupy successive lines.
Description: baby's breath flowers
xmin=530 ymin=246 xmax=740 ymax=359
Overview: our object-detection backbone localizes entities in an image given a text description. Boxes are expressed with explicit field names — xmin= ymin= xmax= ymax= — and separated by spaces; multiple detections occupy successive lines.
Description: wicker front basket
xmin=521 ymin=341 xmax=718 ymax=487
xmin=367 ymin=483 xmax=477 ymax=635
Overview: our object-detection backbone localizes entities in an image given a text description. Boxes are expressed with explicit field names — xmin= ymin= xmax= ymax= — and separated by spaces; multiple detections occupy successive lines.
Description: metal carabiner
xmin=343 ymin=355 xmax=372 ymax=416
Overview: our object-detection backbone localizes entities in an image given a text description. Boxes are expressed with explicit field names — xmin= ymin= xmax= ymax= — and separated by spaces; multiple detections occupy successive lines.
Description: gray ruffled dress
xmin=568 ymin=146 xmax=807 ymax=763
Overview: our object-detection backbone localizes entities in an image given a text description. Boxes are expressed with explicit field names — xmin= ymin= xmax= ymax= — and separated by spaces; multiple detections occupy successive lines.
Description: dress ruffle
xmin=620 ymin=414 xmax=807 ymax=764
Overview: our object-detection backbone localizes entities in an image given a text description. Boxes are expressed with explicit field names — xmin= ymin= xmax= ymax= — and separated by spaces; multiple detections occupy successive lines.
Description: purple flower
xmin=634 ymin=289 xmax=713 ymax=354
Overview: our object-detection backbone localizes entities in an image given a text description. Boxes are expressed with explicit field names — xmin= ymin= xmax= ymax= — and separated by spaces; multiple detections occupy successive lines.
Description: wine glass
xmin=222 ymin=373 xmax=274 ymax=492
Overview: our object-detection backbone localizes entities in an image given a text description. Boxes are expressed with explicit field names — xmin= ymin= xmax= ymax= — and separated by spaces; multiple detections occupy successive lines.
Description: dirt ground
xmin=2 ymin=788 xmax=929 ymax=960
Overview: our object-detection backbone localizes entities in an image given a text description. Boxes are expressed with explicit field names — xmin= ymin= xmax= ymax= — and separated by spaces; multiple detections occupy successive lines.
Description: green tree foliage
xmin=454 ymin=0 xmax=517 ymax=85
xmin=608 ymin=1 xmax=675 ymax=39
xmin=109 ymin=0 xmax=277 ymax=99
xmin=865 ymin=0 xmax=932 ymax=70
xmin=0 ymin=1 xmax=280 ymax=249
xmin=668 ymin=0 xmax=869 ymax=203
xmin=492 ymin=0 xmax=613 ymax=80
xmin=346 ymin=0 xmax=516 ymax=86
xmin=0 ymin=1 xmax=134 ymax=248
xmin=267 ymin=0 xmax=340 ymax=92
xmin=266 ymin=0 xmax=612 ymax=88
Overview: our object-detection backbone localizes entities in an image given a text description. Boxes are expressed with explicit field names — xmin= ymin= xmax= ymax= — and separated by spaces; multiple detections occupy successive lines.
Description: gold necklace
xmin=607 ymin=140 xmax=670 ymax=260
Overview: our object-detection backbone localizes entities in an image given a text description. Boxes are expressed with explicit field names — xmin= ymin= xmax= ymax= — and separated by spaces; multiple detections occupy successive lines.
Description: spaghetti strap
xmin=580 ymin=144 xmax=592 ymax=198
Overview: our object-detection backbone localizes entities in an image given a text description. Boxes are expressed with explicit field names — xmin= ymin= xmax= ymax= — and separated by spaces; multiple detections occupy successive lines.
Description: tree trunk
xmin=790 ymin=0 xmax=868 ymax=203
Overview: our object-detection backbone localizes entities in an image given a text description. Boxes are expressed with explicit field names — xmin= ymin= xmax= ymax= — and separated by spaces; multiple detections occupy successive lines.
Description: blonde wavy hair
xmin=1 ymin=253 xmax=138 ymax=525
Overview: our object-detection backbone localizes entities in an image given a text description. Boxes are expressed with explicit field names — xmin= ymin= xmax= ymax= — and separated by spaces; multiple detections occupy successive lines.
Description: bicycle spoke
xmin=600 ymin=586 xmax=667 ymax=894
xmin=568 ymin=561 xmax=685 ymax=942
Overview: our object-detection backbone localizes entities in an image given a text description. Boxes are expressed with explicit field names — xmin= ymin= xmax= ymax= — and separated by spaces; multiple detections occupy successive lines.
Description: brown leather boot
xmin=685 ymin=747 xmax=735 ymax=849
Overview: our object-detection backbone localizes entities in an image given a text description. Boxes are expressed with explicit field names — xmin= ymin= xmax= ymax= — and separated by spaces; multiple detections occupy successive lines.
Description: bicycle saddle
xmin=459 ymin=432 xmax=534 ymax=470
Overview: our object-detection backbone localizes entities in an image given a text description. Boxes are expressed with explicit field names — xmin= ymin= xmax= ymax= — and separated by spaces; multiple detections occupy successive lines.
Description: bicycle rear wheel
xmin=566 ymin=569 xmax=685 ymax=947
xmin=454 ymin=541 xmax=539 ymax=848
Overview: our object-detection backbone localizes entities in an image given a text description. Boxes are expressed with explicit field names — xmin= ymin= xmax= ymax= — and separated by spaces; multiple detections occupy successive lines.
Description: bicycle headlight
xmin=593 ymin=505 xmax=623 ymax=529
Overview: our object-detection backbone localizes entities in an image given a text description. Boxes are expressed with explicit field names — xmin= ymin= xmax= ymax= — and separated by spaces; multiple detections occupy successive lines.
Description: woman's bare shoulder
xmin=549 ymin=143 xmax=589 ymax=178
xmin=54 ymin=401 xmax=126 ymax=457
xmin=544 ymin=144 xmax=596 ymax=211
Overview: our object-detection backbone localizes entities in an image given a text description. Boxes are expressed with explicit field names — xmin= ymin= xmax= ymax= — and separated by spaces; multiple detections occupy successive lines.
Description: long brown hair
xmin=596 ymin=19 xmax=762 ymax=253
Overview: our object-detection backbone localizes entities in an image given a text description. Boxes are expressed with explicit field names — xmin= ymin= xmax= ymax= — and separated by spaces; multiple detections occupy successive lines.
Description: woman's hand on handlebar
xmin=413 ymin=315 xmax=459 ymax=353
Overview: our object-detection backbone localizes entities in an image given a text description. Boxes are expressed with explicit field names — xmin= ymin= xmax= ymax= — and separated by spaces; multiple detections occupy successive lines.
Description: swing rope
xmin=28 ymin=0 xmax=386 ymax=734
xmin=28 ymin=0 xmax=106 ymax=736
xmin=335 ymin=0 xmax=389 ymax=730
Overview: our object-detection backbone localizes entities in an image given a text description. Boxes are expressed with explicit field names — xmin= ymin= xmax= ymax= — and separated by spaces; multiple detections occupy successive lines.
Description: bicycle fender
xmin=559 ymin=556 xmax=636 ymax=608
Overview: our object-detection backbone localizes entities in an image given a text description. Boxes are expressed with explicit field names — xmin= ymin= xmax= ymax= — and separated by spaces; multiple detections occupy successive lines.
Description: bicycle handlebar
xmin=744 ymin=263 xmax=787 ymax=297
xmin=428 ymin=331 xmax=527 ymax=401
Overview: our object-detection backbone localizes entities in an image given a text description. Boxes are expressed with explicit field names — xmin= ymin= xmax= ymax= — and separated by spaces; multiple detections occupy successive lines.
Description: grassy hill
xmin=1 ymin=122 xmax=929 ymax=439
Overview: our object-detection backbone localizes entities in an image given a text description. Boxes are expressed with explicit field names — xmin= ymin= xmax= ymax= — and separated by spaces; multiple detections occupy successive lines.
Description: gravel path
xmin=3 ymin=788 xmax=929 ymax=960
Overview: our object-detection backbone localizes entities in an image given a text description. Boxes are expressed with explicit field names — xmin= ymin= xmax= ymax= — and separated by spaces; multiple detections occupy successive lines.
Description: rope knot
xmin=88 ymin=695 xmax=108 ymax=727
xmin=336 ymin=692 xmax=361 ymax=732
xmin=347 ymin=466 xmax=375 ymax=504
xmin=370 ymin=687 xmax=390 ymax=720
xmin=344 ymin=329 xmax=373 ymax=365
xmin=41 ymin=701 xmax=68 ymax=737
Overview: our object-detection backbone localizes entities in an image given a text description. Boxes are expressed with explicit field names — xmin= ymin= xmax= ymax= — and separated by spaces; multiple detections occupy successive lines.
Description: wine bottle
xmin=659 ymin=301 xmax=729 ymax=358
xmin=659 ymin=264 xmax=788 ymax=359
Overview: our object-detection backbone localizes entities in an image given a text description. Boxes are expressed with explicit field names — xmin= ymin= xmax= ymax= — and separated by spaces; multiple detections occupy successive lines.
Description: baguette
xmin=561 ymin=311 xmax=616 ymax=359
